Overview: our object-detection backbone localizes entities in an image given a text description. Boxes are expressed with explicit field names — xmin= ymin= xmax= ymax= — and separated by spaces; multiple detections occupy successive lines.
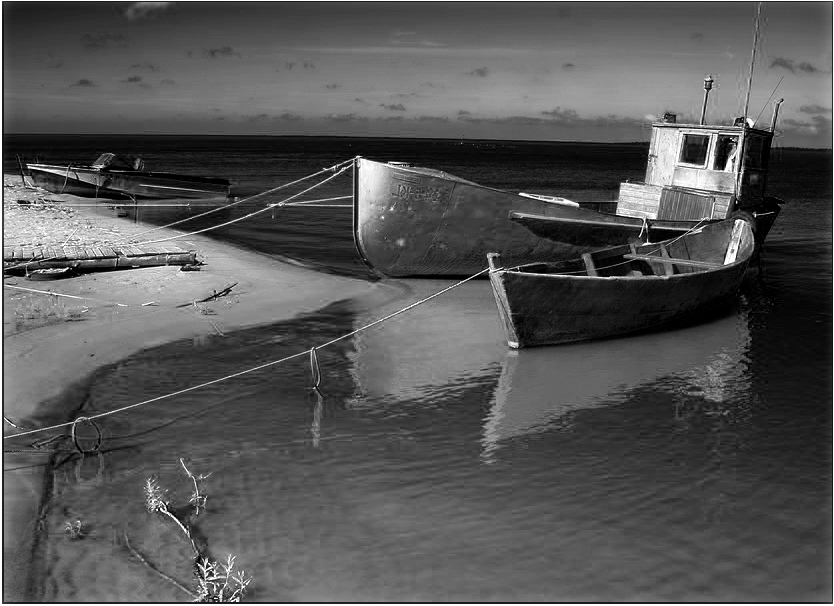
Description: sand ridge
xmin=3 ymin=175 xmax=379 ymax=600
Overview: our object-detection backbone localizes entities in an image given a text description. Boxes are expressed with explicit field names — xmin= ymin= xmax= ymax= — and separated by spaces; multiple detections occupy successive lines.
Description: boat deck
xmin=3 ymin=243 xmax=197 ymax=272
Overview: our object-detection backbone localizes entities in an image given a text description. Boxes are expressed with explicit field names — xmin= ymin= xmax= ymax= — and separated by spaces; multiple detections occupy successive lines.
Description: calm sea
xmin=4 ymin=135 xmax=832 ymax=601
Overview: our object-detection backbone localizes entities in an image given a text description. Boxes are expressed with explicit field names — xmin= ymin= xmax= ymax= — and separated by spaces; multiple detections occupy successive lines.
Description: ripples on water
xmin=8 ymin=138 xmax=829 ymax=601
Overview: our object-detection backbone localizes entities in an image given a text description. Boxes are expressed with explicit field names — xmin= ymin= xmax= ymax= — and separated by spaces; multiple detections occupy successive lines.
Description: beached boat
xmin=487 ymin=216 xmax=755 ymax=348
xmin=352 ymin=90 xmax=784 ymax=278
xmin=25 ymin=153 xmax=231 ymax=200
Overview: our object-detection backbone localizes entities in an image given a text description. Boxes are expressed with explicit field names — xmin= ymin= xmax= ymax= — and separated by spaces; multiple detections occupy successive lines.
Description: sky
xmin=3 ymin=1 xmax=832 ymax=147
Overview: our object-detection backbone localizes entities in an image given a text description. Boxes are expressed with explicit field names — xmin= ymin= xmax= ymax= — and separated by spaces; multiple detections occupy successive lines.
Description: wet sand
xmin=2 ymin=176 xmax=380 ymax=600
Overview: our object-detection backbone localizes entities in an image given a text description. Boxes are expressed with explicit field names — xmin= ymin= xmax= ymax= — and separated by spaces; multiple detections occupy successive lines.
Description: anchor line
xmin=3 ymin=266 xmax=490 ymax=444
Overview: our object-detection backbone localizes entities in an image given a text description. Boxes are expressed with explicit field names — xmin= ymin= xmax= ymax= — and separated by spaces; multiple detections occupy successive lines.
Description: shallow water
xmin=6 ymin=137 xmax=830 ymax=601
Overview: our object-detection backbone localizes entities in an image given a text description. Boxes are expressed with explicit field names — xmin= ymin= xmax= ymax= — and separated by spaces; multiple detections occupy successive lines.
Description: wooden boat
xmin=352 ymin=91 xmax=784 ymax=278
xmin=487 ymin=217 xmax=755 ymax=348
xmin=25 ymin=153 xmax=231 ymax=200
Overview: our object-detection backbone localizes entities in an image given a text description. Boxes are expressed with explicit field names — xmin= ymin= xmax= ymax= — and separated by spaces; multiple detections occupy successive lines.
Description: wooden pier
xmin=3 ymin=243 xmax=198 ymax=273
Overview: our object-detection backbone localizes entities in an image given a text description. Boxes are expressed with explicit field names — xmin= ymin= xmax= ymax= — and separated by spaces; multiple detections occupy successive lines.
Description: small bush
xmin=194 ymin=555 xmax=252 ymax=603
xmin=64 ymin=519 xmax=86 ymax=540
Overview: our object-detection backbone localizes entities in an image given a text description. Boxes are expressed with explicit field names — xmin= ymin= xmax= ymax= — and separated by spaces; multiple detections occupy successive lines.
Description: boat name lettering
xmin=393 ymin=183 xmax=449 ymax=203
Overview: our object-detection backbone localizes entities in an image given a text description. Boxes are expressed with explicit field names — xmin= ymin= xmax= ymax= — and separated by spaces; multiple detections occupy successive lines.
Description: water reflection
xmin=347 ymin=280 xmax=506 ymax=407
xmin=483 ymin=305 xmax=752 ymax=463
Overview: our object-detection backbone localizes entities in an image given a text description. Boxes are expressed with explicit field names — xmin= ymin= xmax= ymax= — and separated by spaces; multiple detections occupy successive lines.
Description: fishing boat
xmin=487 ymin=216 xmax=755 ymax=348
xmin=352 ymin=85 xmax=784 ymax=278
xmin=25 ymin=153 xmax=231 ymax=200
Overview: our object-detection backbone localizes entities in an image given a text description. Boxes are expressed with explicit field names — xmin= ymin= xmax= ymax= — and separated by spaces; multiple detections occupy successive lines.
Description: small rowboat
xmin=487 ymin=217 xmax=755 ymax=348
xmin=27 ymin=267 xmax=78 ymax=281
xmin=26 ymin=153 xmax=231 ymax=200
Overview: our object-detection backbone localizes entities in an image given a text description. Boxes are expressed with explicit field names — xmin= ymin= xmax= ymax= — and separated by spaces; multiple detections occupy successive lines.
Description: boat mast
xmin=736 ymin=2 xmax=762 ymax=205
xmin=742 ymin=2 xmax=763 ymax=122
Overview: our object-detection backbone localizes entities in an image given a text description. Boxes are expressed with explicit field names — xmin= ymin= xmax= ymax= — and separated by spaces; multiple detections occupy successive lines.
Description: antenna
xmin=742 ymin=2 xmax=763 ymax=121
xmin=755 ymin=76 xmax=784 ymax=124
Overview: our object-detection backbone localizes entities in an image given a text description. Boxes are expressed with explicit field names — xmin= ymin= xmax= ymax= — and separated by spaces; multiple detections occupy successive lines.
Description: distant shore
xmin=2 ymin=176 xmax=380 ymax=600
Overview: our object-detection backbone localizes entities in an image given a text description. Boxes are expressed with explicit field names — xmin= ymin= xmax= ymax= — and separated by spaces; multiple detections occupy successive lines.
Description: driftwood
xmin=176 ymin=282 xmax=238 ymax=308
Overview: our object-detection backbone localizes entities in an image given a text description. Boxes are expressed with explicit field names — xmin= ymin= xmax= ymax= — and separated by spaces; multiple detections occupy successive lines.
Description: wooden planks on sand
xmin=3 ymin=242 xmax=197 ymax=272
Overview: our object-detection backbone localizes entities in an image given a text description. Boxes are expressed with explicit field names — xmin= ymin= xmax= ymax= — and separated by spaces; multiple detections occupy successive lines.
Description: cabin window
xmin=678 ymin=134 xmax=710 ymax=166
xmin=713 ymin=135 xmax=740 ymax=171
xmin=743 ymin=136 xmax=767 ymax=170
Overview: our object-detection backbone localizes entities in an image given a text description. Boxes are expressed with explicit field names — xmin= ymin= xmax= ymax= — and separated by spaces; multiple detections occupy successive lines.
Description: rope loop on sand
xmin=71 ymin=416 xmax=102 ymax=454
xmin=3 ymin=266 xmax=489 ymax=443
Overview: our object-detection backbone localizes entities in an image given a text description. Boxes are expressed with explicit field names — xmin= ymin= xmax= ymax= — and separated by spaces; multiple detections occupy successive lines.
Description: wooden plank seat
xmin=622 ymin=253 xmax=723 ymax=269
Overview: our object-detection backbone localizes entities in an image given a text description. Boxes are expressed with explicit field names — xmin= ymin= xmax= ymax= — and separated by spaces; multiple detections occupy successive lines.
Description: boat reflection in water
xmin=347 ymin=279 xmax=506 ymax=407
xmin=344 ymin=276 xmax=751 ymax=463
xmin=482 ymin=304 xmax=752 ymax=463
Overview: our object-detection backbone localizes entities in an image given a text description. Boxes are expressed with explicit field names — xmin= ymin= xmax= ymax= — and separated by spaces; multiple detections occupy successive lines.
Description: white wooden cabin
xmin=617 ymin=119 xmax=774 ymax=221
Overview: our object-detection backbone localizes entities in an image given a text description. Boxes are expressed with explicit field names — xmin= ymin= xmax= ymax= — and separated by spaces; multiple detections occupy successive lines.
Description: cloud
xmin=770 ymin=57 xmax=825 ymax=74
xmin=124 ymin=2 xmax=174 ymax=20
xmin=780 ymin=115 xmax=832 ymax=138
xmin=70 ymin=79 xmax=96 ymax=87
xmin=80 ymin=33 xmax=127 ymax=49
xmin=237 ymin=112 xmax=304 ymax=123
xmin=161 ymin=78 xmax=176 ymax=85
xmin=388 ymin=29 xmax=445 ymax=48
xmin=416 ymin=115 xmax=449 ymax=123
xmin=468 ymin=66 xmax=490 ymax=77
xmin=205 ymin=46 xmax=241 ymax=59
xmin=541 ymin=107 xmax=580 ymax=122
xmin=459 ymin=114 xmax=548 ymax=126
xmin=561 ymin=63 xmax=575 ymax=71
xmin=130 ymin=62 xmax=159 ymax=72
xmin=327 ymin=113 xmax=368 ymax=122
xmin=122 ymin=75 xmax=144 ymax=83
xmin=380 ymin=103 xmax=406 ymax=111
xmin=455 ymin=106 xmax=646 ymax=130
xmin=798 ymin=61 xmax=823 ymax=74
xmin=279 ymin=60 xmax=315 ymax=71
xmin=458 ymin=110 xmax=472 ymax=116
xmin=800 ymin=105 xmax=832 ymax=115
xmin=690 ymin=32 xmax=705 ymax=42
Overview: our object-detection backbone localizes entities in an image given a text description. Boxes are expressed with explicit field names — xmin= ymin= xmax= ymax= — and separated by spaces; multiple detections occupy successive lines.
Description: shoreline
xmin=2 ymin=176 xmax=380 ymax=600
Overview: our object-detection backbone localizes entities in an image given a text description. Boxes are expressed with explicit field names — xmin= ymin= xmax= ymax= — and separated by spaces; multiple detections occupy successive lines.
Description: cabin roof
xmin=651 ymin=122 xmax=773 ymax=137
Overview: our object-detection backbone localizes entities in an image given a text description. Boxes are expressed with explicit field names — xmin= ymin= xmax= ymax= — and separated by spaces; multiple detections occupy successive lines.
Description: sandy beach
xmin=2 ymin=175 xmax=380 ymax=601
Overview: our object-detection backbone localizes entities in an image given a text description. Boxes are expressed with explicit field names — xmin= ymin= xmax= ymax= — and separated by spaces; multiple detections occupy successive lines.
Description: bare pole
xmin=742 ymin=2 xmax=763 ymax=122
xmin=700 ymin=75 xmax=714 ymax=125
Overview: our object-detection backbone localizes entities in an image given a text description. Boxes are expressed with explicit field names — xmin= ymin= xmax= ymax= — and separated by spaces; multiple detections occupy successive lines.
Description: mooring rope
xmin=3 ymin=158 xmax=356 ymax=273
xmin=133 ymin=165 xmax=352 ymax=246
xmin=3 ymin=283 xmax=129 ymax=307
xmin=3 ymin=266 xmax=490 ymax=443
xmin=115 ymin=158 xmax=356 ymax=243
xmin=268 ymin=195 xmax=352 ymax=207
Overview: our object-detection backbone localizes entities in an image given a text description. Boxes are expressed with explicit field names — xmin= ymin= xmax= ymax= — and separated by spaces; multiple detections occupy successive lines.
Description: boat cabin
xmin=617 ymin=119 xmax=773 ymax=221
